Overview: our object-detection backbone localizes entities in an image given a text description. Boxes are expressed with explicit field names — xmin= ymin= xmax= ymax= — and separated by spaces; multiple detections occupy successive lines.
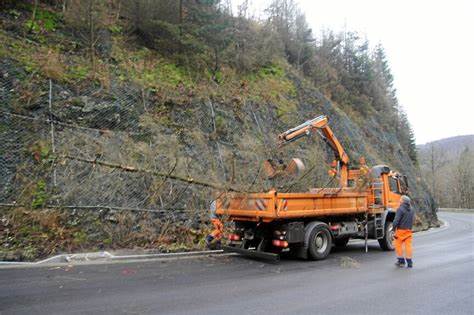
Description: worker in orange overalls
xmin=328 ymin=160 xmax=338 ymax=178
xmin=393 ymin=195 xmax=415 ymax=268
xmin=356 ymin=157 xmax=370 ymax=191
xmin=205 ymin=199 xmax=223 ymax=249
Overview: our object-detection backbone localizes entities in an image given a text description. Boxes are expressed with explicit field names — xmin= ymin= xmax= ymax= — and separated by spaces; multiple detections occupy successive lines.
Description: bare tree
xmin=424 ymin=143 xmax=447 ymax=205
xmin=28 ymin=0 xmax=39 ymax=33
xmin=64 ymin=0 xmax=108 ymax=69
xmin=452 ymin=147 xmax=474 ymax=208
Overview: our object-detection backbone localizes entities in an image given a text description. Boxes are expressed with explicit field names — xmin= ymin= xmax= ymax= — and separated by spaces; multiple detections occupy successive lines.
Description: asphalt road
xmin=1 ymin=212 xmax=473 ymax=315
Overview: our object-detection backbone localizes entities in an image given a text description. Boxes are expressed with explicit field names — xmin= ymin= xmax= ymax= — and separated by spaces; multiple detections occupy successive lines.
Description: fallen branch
xmin=0 ymin=203 xmax=204 ymax=213
xmin=60 ymin=155 xmax=248 ymax=193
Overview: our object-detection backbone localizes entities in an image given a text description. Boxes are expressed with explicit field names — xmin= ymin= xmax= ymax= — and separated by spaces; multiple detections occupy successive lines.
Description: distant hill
xmin=418 ymin=135 xmax=474 ymax=161
xmin=418 ymin=135 xmax=474 ymax=208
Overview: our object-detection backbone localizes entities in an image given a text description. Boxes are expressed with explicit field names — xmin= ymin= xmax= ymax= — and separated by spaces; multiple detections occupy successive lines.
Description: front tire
xmin=378 ymin=221 xmax=395 ymax=251
xmin=308 ymin=225 xmax=333 ymax=260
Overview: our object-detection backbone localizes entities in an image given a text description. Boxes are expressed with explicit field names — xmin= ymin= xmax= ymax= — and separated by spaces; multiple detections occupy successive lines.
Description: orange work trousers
xmin=210 ymin=218 xmax=223 ymax=240
xmin=394 ymin=229 xmax=413 ymax=259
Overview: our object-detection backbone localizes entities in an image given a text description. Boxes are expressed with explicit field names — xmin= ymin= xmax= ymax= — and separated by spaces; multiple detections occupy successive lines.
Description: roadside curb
xmin=415 ymin=218 xmax=449 ymax=236
xmin=438 ymin=208 xmax=474 ymax=213
xmin=0 ymin=249 xmax=225 ymax=268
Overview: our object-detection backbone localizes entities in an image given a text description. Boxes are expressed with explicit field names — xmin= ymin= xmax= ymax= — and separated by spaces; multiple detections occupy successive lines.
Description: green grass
xmin=31 ymin=179 xmax=48 ymax=209
xmin=22 ymin=4 xmax=61 ymax=34
xmin=113 ymin=44 xmax=195 ymax=89
xmin=67 ymin=64 xmax=90 ymax=81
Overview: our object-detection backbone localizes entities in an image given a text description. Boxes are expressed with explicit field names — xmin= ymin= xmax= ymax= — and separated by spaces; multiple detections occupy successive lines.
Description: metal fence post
xmin=48 ymin=79 xmax=57 ymax=187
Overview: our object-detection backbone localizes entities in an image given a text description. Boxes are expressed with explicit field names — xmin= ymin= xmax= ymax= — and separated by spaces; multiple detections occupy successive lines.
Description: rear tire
xmin=308 ymin=225 xmax=333 ymax=260
xmin=378 ymin=221 xmax=395 ymax=251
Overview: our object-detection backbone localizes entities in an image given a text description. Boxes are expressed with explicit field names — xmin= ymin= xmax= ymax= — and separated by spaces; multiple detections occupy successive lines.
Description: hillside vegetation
xmin=0 ymin=0 xmax=435 ymax=261
xmin=418 ymin=135 xmax=474 ymax=209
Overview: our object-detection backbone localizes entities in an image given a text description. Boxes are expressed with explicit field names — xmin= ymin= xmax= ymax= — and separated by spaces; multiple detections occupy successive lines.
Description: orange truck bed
xmin=216 ymin=187 xmax=382 ymax=223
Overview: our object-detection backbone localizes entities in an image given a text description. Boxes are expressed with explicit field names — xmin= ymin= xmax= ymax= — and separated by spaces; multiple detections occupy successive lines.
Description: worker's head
xmin=401 ymin=195 xmax=411 ymax=204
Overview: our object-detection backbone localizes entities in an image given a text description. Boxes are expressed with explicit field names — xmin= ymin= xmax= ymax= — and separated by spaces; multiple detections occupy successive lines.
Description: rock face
xmin=1 ymin=66 xmax=437 ymax=216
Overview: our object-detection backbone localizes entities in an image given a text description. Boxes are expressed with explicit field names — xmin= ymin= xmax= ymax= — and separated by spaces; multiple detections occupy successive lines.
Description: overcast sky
xmin=236 ymin=0 xmax=474 ymax=144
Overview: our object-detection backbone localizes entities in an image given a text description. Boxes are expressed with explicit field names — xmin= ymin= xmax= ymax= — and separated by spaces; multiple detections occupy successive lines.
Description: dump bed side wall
xmin=275 ymin=192 xmax=368 ymax=218
xmin=216 ymin=189 xmax=373 ymax=222
xmin=216 ymin=192 xmax=276 ymax=221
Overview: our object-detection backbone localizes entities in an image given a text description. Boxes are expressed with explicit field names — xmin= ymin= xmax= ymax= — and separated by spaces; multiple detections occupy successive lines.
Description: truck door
xmin=387 ymin=176 xmax=402 ymax=209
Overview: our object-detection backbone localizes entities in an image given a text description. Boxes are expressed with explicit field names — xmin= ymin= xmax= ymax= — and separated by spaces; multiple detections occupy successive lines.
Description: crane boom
xmin=278 ymin=115 xmax=350 ymax=187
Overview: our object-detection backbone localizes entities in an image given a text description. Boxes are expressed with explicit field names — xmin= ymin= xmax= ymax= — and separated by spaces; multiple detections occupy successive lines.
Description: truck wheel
xmin=378 ymin=221 xmax=395 ymax=251
xmin=334 ymin=237 xmax=350 ymax=248
xmin=308 ymin=225 xmax=332 ymax=260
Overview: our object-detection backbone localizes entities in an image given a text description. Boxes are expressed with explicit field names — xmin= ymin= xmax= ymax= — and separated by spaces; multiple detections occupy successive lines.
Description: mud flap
xmin=223 ymin=245 xmax=280 ymax=262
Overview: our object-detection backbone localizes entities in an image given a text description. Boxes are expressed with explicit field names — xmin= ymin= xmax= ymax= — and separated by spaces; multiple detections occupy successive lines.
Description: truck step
xmin=375 ymin=228 xmax=384 ymax=239
xmin=374 ymin=214 xmax=384 ymax=238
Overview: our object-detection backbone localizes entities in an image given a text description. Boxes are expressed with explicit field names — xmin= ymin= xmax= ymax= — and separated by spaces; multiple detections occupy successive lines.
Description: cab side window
xmin=389 ymin=177 xmax=400 ymax=194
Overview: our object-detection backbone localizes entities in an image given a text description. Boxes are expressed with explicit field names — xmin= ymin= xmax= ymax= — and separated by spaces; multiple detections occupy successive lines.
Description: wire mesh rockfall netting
xmin=0 ymin=55 xmax=439 ymax=260
xmin=0 ymin=69 xmax=338 ymax=221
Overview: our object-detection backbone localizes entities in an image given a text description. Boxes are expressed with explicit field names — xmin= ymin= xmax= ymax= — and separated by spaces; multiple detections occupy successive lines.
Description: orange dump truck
xmin=216 ymin=115 xmax=408 ymax=261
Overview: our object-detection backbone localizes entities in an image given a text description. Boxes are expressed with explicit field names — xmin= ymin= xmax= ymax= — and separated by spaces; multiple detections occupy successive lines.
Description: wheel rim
xmin=314 ymin=231 xmax=328 ymax=253
xmin=388 ymin=223 xmax=394 ymax=243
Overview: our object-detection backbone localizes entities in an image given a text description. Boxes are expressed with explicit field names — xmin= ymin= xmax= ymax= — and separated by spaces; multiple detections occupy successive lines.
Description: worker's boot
xmin=406 ymin=258 xmax=413 ymax=268
xmin=215 ymin=240 xmax=222 ymax=250
xmin=395 ymin=257 xmax=405 ymax=267
xmin=205 ymin=235 xmax=214 ymax=248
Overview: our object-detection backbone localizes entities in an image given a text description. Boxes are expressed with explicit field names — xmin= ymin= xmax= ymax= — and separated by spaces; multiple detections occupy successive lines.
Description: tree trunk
xmin=213 ymin=46 xmax=220 ymax=83
xmin=29 ymin=0 xmax=39 ymax=33
xmin=88 ymin=0 xmax=95 ymax=70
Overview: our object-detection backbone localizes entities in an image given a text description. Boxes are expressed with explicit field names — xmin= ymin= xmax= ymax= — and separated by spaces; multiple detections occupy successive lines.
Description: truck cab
xmin=370 ymin=165 xmax=408 ymax=211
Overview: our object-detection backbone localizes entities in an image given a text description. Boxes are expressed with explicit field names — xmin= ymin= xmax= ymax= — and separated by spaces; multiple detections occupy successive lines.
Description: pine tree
xmin=397 ymin=109 xmax=418 ymax=163
xmin=189 ymin=0 xmax=233 ymax=81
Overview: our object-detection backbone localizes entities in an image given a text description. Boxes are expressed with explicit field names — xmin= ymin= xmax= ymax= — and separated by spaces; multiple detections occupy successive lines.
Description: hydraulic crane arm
xmin=278 ymin=115 xmax=350 ymax=187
